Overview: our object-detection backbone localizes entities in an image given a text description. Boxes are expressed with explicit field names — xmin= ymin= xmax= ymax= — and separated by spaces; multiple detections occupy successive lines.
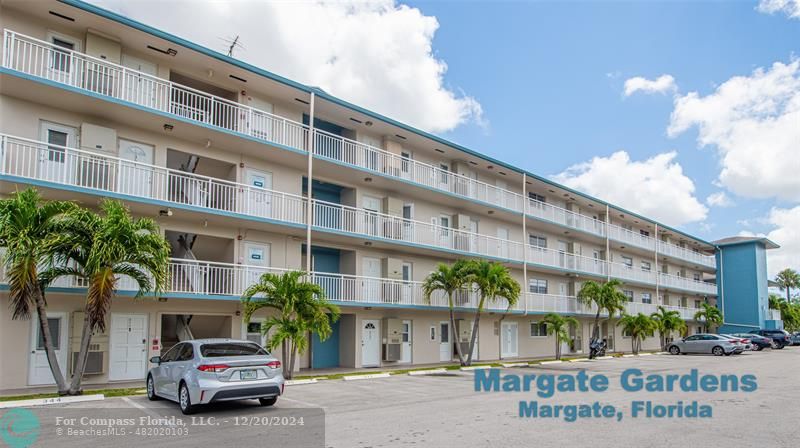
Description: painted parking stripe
xmin=343 ymin=373 xmax=391 ymax=381
xmin=0 ymin=394 xmax=104 ymax=409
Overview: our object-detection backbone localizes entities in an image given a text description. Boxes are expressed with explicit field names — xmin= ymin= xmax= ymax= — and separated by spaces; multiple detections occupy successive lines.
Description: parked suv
xmin=731 ymin=333 xmax=771 ymax=351
xmin=790 ymin=332 xmax=800 ymax=346
xmin=749 ymin=329 xmax=791 ymax=349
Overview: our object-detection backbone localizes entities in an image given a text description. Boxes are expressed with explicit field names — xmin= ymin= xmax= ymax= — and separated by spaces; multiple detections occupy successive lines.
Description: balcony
xmin=0 ymin=133 xmax=717 ymax=295
xmin=1 ymin=29 xmax=717 ymax=271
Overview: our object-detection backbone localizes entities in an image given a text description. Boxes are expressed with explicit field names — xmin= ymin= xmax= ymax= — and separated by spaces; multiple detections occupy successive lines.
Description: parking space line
xmin=280 ymin=396 xmax=325 ymax=409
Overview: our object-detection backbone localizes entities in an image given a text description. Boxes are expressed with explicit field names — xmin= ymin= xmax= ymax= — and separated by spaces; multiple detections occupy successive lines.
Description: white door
xmin=401 ymin=262 xmax=413 ymax=304
xmin=436 ymin=215 xmax=451 ymax=248
xmin=469 ymin=219 xmax=479 ymax=252
xmin=497 ymin=227 xmax=510 ymax=258
xmin=246 ymin=96 xmax=274 ymax=139
xmin=501 ymin=321 xmax=518 ymax=358
xmin=495 ymin=180 xmax=507 ymax=206
xmin=558 ymin=240 xmax=569 ymax=268
xmin=244 ymin=319 xmax=266 ymax=346
xmin=362 ymin=195 xmax=382 ymax=236
xmin=244 ymin=168 xmax=273 ymax=218
xmin=400 ymin=151 xmax=413 ymax=179
xmin=243 ymin=242 xmax=270 ymax=289
xmin=38 ymin=122 xmax=77 ymax=184
xmin=362 ymin=257 xmax=382 ymax=302
xmin=118 ymin=139 xmax=155 ymax=198
xmin=439 ymin=321 xmax=451 ymax=362
xmin=361 ymin=320 xmax=380 ymax=367
xmin=358 ymin=135 xmax=381 ymax=171
xmin=438 ymin=163 xmax=450 ymax=190
xmin=28 ymin=312 xmax=69 ymax=386
xmin=109 ymin=314 xmax=148 ymax=381
xmin=121 ymin=54 xmax=158 ymax=108
xmin=46 ymin=32 xmax=81 ymax=85
xmin=402 ymin=204 xmax=414 ymax=240
xmin=400 ymin=320 xmax=412 ymax=363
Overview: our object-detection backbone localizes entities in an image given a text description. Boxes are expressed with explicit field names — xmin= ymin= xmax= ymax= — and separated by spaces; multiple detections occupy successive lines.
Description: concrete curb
xmin=622 ymin=354 xmax=636 ymax=358
xmin=501 ymin=362 xmax=529 ymax=368
xmin=408 ymin=368 xmax=447 ymax=376
xmin=460 ymin=365 xmax=492 ymax=371
xmin=342 ymin=373 xmax=391 ymax=381
xmin=286 ymin=379 xmax=318 ymax=386
xmin=568 ymin=358 xmax=590 ymax=362
xmin=0 ymin=393 xmax=104 ymax=409
xmin=539 ymin=360 xmax=562 ymax=365
xmin=596 ymin=356 xmax=614 ymax=360
xmin=638 ymin=353 xmax=653 ymax=356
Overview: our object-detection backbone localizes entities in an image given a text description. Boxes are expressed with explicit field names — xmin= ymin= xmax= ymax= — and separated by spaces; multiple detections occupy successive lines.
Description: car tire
xmin=756 ymin=346 xmax=764 ymax=351
xmin=712 ymin=346 xmax=724 ymax=356
xmin=179 ymin=383 xmax=196 ymax=415
xmin=259 ymin=397 xmax=278 ymax=407
xmin=776 ymin=344 xmax=786 ymax=350
xmin=668 ymin=346 xmax=680 ymax=355
xmin=146 ymin=375 xmax=160 ymax=401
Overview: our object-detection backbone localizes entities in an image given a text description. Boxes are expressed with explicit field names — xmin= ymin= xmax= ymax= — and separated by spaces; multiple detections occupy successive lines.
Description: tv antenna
xmin=220 ymin=35 xmax=244 ymax=57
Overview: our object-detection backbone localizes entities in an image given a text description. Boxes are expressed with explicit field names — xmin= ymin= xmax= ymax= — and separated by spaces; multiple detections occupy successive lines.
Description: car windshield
xmin=200 ymin=343 xmax=268 ymax=357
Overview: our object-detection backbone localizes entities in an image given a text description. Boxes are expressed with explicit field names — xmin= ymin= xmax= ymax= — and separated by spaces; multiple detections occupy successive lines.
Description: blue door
xmin=311 ymin=319 xmax=340 ymax=369
xmin=303 ymin=245 xmax=341 ymax=301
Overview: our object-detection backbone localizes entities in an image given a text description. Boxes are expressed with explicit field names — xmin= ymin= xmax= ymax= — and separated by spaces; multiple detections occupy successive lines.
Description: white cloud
xmin=623 ymin=74 xmax=677 ymax=97
xmin=744 ymin=206 xmax=800 ymax=277
xmin=552 ymin=151 xmax=708 ymax=227
xmin=90 ymin=0 xmax=483 ymax=133
xmin=757 ymin=0 xmax=800 ymax=19
xmin=706 ymin=191 xmax=735 ymax=208
xmin=668 ymin=60 xmax=800 ymax=201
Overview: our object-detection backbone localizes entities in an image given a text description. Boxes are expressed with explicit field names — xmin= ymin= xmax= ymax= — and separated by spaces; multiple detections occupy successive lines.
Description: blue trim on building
xmin=56 ymin=0 xmax=715 ymax=248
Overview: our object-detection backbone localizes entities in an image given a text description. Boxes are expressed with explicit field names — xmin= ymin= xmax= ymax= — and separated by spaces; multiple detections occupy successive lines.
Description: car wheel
xmin=756 ymin=345 xmax=763 ymax=351
xmin=776 ymin=343 xmax=786 ymax=350
xmin=668 ymin=346 xmax=680 ymax=355
xmin=179 ymin=383 xmax=196 ymax=415
xmin=259 ymin=397 xmax=278 ymax=407
xmin=146 ymin=375 xmax=159 ymax=401
xmin=712 ymin=346 xmax=724 ymax=356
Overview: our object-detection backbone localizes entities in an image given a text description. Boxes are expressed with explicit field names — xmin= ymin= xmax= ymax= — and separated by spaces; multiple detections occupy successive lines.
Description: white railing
xmin=658 ymin=272 xmax=717 ymax=295
xmin=657 ymin=240 xmax=716 ymax=268
xmin=0 ymin=134 xmax=308 ymax=225
xmin=526 ymin=246 xmax=608 ymax=277
xmin=607 ymin=224 xmax=656 ymax=251
xmin=607 ymin=222 xmax=715 ymax=268
xmin=526 ymin=199 xmax=606 ymax=238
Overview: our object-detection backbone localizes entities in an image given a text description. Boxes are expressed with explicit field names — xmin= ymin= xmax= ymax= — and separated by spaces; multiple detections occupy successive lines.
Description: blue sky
xmin=407 ymin=0 xmax=798 ymax=241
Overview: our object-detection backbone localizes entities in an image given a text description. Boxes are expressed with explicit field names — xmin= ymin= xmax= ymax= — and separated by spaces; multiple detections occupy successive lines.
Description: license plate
xmin=240 ymin=369 xmax=258 ymax=380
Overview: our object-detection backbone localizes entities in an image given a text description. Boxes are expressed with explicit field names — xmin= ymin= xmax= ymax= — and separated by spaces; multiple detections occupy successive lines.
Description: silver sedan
xmin=146 ymin=339 xmax=285 ymax=414
xmin=667 ymin=333 xmax=743 ymax=356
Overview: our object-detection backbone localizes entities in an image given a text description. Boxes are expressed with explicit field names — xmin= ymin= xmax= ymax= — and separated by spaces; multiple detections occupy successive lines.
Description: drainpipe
xmin=605 ymin=204 xmax=610 ymax=281
xmin=522 ymin=173 xmax=528 ymax=316
xmin=305 ymin=92 xmax=315 ymax=274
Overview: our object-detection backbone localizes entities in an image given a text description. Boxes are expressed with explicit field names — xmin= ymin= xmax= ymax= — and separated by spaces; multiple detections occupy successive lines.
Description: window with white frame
xmin=641 ymin=261 xmax=651 ymax=272
xmin=622 ymin=328 xmax=632 ymax=337
xmin=642 ymin=293 xmax=652 ymax=304
xmin=623 ymin=290 xmax=634 ymax=302
xmin=640 ymin=230 xmax=650 ymax=238
xmin=530 ymin=321 xmax=548 ymax=337
xmin=528 ymin=192 xmax=546 ymax=203
xmin=622 ymin=256 xmax=633 ymax=269
xmin=529 ymin=279 xmax=548 ymax=294
xmin=529 ymin=234 xmax=547 ymax=249
xmin=693 ymin=273 xmax=701 ymax=282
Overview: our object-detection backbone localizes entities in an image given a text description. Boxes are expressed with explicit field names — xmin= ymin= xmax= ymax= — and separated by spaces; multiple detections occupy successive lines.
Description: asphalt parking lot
xmin=24 ymin=349 xmax=800 ymax=448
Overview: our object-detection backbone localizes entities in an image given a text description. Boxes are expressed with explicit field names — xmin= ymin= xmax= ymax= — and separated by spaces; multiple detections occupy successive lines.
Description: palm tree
xmin=693 ymin=303 xmax=723 ymax=333
xmin=241 ymin=271 xmax=340 ymax=379
xmin=650 ymin=306 xmax=687 ymax=350
xmin=0 ymin=188 xmax=77 ymax=394
xmin=617 ymin=313 xmax=657 ymax=354
xmin=769 ymin=293 xmax=783 ymax=310
xmin=42 ymin=199 xmax=170 ymax=395
xmin=462 ymin=260 xmax=521 ymax=365
xmin=775 ymin=268 xmax=800 ymax=303
xmin=542 ymin=313 xmax=578 ymax=360
xmin=422 ymin=261 xmax=472 ymax=365
xmin=577 ymin=279 xmax=627 ymax=344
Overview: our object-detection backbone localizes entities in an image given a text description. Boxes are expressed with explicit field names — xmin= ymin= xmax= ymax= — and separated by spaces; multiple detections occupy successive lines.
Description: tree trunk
xmin=449 ymin=294 xmax=465 ymax=366
xmin=67 ymin=310 xmax=94 ymax=395
xmin=555 ymin=337 xmax=560 ymax=360
xmin=281 ymin=340 xmax=289 ymax=379
xmin=592 ymin=309 xmax=601 ymax=342
xmin=466 ymin=309 xmax=482 ymax=366
xmin=34 ymin=288 xmax=68 ymax=394
xmin=287 ymin=340 xmax=296 ymax=380
xmin=631 ymin=336 xmax=636 ymax=355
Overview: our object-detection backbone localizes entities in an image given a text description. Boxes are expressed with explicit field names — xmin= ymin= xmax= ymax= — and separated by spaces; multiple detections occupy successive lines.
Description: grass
xmin=0 ymin=387 xmax=145 ymax=403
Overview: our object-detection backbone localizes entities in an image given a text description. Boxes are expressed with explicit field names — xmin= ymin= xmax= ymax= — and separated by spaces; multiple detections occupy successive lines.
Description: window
xmin=622 ymin=328 xmax=632 ymax=338
xmin=177 ymin=343 xmax=194 ymax=361
xmin=641 ymin=261 xmax=651 ymax=272
xmin=622 ymin=256 xmax=633 ymax=269
xmin=51 ymin=37 xmax=75 ymax=72
xmin=623 ymin=290 xmax=634 ymax=302
xmin=429 ymin=326 xmax=436 ymax=341
xmin=640 ymin=230 xmax=650 ymax=237
xmin=37 ymin=318 xmax=61 ymax=350
xmin=695 ymin=300 xmax=701 ymax=308
xmin=530 ymin=322 xmax=548 ymax=337
xmin=160 ymin=343 xmax=182 ymax=362
xmin=401 ymin=151 xmax=412 ymax=173
xmin=693 ymin=273 xmax=701 ymax=282
xmin=529 ymin=279 xmax=548 ymax=294
xmin=200 ymin=343 xmax=267 ymax=357
xmin=528 ymin=192 xmax=546 ymax=203
xmin=439 ymin=163 xmax=449 ymax=184
xmin=529 ymin=234 xmax=547 ymax=249
xmin=642 ymin=293 xmax=652 ymax=304
xmin=685 ymin=335 xmax=701 ymax=341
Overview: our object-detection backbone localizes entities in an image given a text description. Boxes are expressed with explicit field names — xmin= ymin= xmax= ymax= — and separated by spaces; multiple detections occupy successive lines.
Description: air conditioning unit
xmin=70 ymin=311 xmax=109 ymax=375
xmin=80 ymin=123 xmax=117 ymax=153
xmin=382 ymin=318 xmax=403 ymax=361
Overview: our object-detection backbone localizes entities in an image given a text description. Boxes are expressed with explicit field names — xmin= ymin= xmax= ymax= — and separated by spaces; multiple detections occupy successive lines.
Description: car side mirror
xmin=149 ymin=356 xmax=161 ymax=365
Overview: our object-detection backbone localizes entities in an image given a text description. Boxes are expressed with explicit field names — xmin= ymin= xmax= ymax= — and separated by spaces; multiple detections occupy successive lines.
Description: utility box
xmin=80 ymin=123 xmax=117 ymax=154
xmin=382 ymin=318 xmax=403 ymax=361
xmin=70 ymin=311 xmax=109 ymax=375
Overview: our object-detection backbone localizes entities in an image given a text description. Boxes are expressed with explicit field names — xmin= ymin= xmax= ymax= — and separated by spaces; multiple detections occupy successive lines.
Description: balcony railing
xmin=525 ymin=198 xmax=606 ymax=238
xmin=658 ymin=272 xmax=717 ymax=296
xmin=0 ymin=133 xmax=717 ymax=295
xmin=0 ymin=257 xmax=698 ymax=319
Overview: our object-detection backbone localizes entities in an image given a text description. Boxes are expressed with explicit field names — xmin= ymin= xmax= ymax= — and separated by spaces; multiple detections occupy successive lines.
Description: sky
xmin=89 ymin=0 xmax=800 ymax=276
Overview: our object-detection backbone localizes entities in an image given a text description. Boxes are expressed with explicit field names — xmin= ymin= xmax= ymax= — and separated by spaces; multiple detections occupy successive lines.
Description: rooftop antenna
xmin=220 ymin=35 xmax=244 ymax=57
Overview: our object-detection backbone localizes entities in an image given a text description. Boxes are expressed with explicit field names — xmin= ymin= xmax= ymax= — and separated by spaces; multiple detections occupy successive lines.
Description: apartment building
xmin=0 ymin=0 xmax=722 ymax=390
